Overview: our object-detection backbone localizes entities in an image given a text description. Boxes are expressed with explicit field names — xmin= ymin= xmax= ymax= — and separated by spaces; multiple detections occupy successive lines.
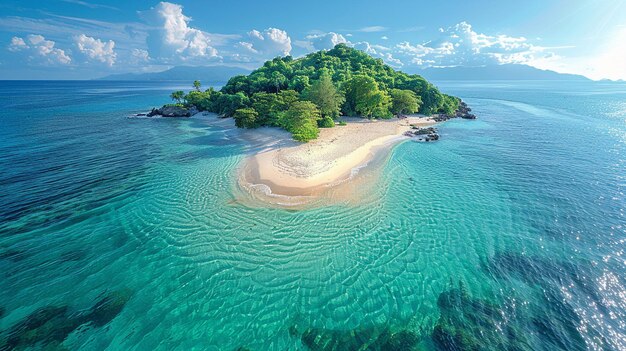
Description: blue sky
xmin=1 ymin=0 xmax=625 ymax=80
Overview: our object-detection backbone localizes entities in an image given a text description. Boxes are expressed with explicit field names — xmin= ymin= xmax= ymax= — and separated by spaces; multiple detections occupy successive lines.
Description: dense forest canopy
xmin=172 ymin=44 xmax=460 ymax=141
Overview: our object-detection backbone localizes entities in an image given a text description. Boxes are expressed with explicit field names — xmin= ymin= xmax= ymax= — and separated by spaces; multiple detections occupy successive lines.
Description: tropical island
xmin=148 ymin=44 xmax=475 ymax=200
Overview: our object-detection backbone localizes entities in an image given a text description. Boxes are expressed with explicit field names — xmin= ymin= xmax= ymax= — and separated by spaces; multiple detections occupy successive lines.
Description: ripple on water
xmin=2 ymin=81 xmax=626 ymax=349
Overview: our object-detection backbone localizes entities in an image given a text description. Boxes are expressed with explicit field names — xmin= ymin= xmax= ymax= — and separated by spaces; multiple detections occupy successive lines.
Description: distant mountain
xmin=412 ymin=64 xmax=589 ymax=81
xmin=99 ymin=65 xmax=251 ymax=82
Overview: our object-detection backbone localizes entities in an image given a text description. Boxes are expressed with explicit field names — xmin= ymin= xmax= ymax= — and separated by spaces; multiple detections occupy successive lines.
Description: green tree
xmin=372 ymin=90 xmax=393 ymax=119
xmin=214 ymin=93 xmax=250 ymax=117
xmin=318 ymin=116 xmax=335 ymax=128
xmin=250 ymin=92 xmax=283 ymax=126
xmin=184 ymin=90 xmax=213 ymax=111
xmin=302 ymin=70 xmax=345 ymax=119
xmin=171 ymin=44 xmax=461 ymax=137
xmin=222 ymin=75 xmax=251 ymax=95
xmin=277 ymin=90 xmax=299 ymax=109
xmin=440 ymin=95 xmax=460 ymax=116
xmin=250 ymin=90 xmax=300 ymax=127
xmin=282 ymin=101 xmax=321 ymax=142
xmin=233 ymin=108 xmax=259 ymax=128
xmin=420 ymin=85 xmax=444 ymax=115
xmin=342 ymin=75 xmax=389 ymax=118
xmin=193 ymin=80 xmax=201 ymax=91
xmin=390 ymin=89 xmax=421 ymax=115
xmin=288 ymin=75 xmax=310 ymax=92
xmin=269 ymin=71 xmax=287 ymax=92
xmin=170 ymin=90 xmax=184 ymax=104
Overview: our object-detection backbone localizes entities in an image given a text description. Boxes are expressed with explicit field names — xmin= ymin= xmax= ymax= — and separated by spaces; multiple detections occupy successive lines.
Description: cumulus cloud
xmin=395 ymin=21 xmax=544 ymax=67
xmin=145 ymin=2 xmax=218 ymax=62
xmin=130 ymin=48 xmax=150 ymax=63
xmin=8 ymin=37 xmax=27 ymax=51
xmin=353 ymin=41 xmax=377 ymax=54
xmin=286 ymin=22 xmax=544 ymax=70
xmin=382 ymin=53 xmax=403 ymax=67
xmin=8 ymin=34 xmax=71 ymax=65
xmin=238 ymin=28 xmax=291 ymax=57
xmin=353 ymin=42 xmax=402 ymax=68
xmin=305 ymin=32 xmax=348 ymax=50
xmin=75 ymin=34 xmax=117 ymax=65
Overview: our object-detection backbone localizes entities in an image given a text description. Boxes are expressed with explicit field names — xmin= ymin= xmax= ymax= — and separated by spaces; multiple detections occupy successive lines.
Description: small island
xmin=150 ymin=44 xmax=475 ymax=200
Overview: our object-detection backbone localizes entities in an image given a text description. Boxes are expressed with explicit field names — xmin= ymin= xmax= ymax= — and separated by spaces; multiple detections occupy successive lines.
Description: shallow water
xmin=0 ymin=80 xmax=625 ymax=350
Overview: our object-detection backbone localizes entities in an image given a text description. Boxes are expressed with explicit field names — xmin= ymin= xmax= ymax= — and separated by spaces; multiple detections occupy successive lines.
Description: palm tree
xmin=170 ymin=91 xmax=184 ymax=104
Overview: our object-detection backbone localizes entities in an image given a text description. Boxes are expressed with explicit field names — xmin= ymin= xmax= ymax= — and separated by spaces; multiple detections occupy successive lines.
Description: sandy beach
xmin=238 ymin=115 xmax=436 ymax=199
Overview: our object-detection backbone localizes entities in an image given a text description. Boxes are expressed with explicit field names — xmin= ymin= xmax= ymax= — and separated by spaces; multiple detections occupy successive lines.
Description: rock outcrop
xmin=432 ymin=100 xmax=476 ymax=122
xmin=457 ymin=101 xmax=477 ymax=119
xmin=144 ymin=105 xmax=198 ymax=118
xmin=404 ymin=126 xmax=440 ymax=142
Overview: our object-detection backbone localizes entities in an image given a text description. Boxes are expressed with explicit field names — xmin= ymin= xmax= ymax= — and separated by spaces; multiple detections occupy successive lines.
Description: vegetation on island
xmin=170 ymin=44 xmax=461 ymax=142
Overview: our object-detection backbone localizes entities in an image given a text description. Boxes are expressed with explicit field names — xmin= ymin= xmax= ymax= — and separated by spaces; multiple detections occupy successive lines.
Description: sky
xmin=0 ymin=0 xmax=625 ymax=80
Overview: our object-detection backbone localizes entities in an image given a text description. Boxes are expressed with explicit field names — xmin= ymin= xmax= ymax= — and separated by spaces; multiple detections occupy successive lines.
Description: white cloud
xmin=352 ymin=41 xmax=402 ymax=67
xmin=130 ymin=48 xmax=150 ymax=64
xmin=145 ymin=2 xmax=218 ymax=62
xmin=305 ymin=32 xmax=348 ymax=50
xmin=295 ymin=22 xmax=549 ymax=68
xmin=396 ymin=41 xmax=442 ymax=57
xmin=8 ymin=34 xmax=71 ymax=65
xmin=381 ymin=36 xmax=389 ymax=40
xmin=353 ymin=41 xmax=377 ymax=55
xmin=229 ymin=53 xmax=253 ymax=63
xmin=371 ymin=44 xmax=390 ymax=52
xmin=394 ymin=21 xmax=545 ymax=68
xmin=75 ymin=34 xmax=117 ymax=65
xmin=358 ymin=26 xmax=387 ymax=33
xmin=293 ymin=39 xmax=314 ymax=51
xmin=237 ymin=41 xmax=257 ymax=54
xmin=0 ymin=15 xmax=148 ymax=48
xmin=231 ymin=27 xmax=293 ymax=64
xmin=238 ymin=28 xmax=291 ymax=57
xmin=381 ymin=53 xmax=403 ymax=67
xmin=8 ymin=37 xmax=27 ymax=51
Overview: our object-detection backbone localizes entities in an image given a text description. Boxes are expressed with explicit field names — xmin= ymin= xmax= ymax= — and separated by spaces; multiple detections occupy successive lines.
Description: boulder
xmin=412 ymin=126 xmax=437 ymax=135
xmin=146 ymin=108 xmax=160 ymax=117
xmin=405 ymin=127 xmax=440 ymax=142
xmin=456 ymin=100 xmax=476 ymax=119
xmin=461 ymin=113 xmax=477 ymax=119
xmin=145 ymin=105 xmax=197 ymax=117
xmin=159 ymin=105 xmax=192 ymax=117
xmin=425 ymin=133 xmax=439 ymax=141
xmin=432 ymin=114 xmax=451 ymax=122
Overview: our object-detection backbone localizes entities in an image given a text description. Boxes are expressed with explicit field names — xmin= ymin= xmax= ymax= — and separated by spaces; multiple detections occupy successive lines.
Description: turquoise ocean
xmin=0 ymin=80 xmax=624 ymax=350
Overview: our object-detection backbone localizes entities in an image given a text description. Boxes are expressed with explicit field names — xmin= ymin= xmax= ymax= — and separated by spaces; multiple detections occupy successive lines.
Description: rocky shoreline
xmin=403 ymin=100 xmax=475 ymax=142
xmin=404 ymin=126 xmax=440 ymax=142
xmin=432 ymin=101 xmax=476 ymax=122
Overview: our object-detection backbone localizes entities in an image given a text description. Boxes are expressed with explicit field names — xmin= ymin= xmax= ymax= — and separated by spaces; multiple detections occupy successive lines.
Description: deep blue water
xmin=0 ymin=80 xmax=624 ymax=350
